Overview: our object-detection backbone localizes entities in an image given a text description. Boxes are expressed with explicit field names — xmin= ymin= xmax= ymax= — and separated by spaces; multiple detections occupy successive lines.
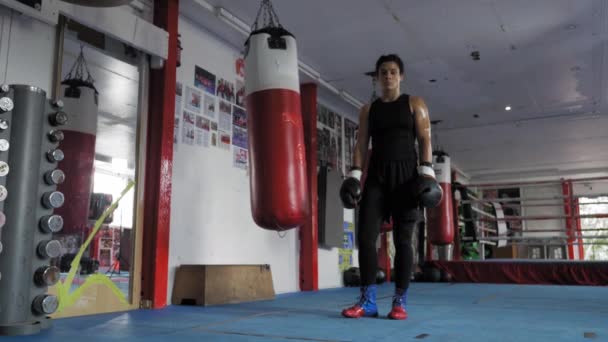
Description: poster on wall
xmin=174 ymin=117 xmax=180 ymax=150
xmin=219 ymin=131 xmax=231 ymax=150
xmin=195 ymin=116 xmax=210 ymax=147
xmin=232 ymin=106 xmax=247 ymax=129
xmin=317 ymin=103 xmax=347 ymax=173
xmin=318 ymin=105 xmax=328 ymax=126
xmin=344 ymin=118 xmax=358 ymax=172
xmin=236 ymin=80 xmax=245 ymax=107
xmin=194 ymin=65 xmax=216 ymax=95
xmin=232 ymin=126 xmax=248 ymax=149
xmin=185 ymin=86 xmax=201 ymax=113
xmin=329 ymin=131 xmax=339 ymax=171
xmin=174 ymin=82 xmax=183 ymax=147
xmin=233 ymin=147 xmax=248 ymax=170
xmin=182 ymin=110 xmax=195 ymax=145
xmin=317 ymin=128 xmax=330 ymax=165
xmin=335 ymin=113 xmax=342 ymax=136
xmin=175 ymin=82 xmax=183 ymax=119
xmin=337 ymin=132 xmax=343 ymax=173
xmin=217 ymin=78 xmax=235 ymax=103
xmin=338 ymin=221 xmax=355 ymax=272
xmin=339 ymin=249 xmax=353 ymax=272
xmin=235 ymin=57 xmax=245 ymax=79
xmin=327 ymin=110 xmax=336 ymax=130
xmin=210 ymin=121 xmax=218 ymax=131
xmin=219 ymin=100 xmax=232 ymax=132
xmin=203 ymin=94 xmax=216 ymax=119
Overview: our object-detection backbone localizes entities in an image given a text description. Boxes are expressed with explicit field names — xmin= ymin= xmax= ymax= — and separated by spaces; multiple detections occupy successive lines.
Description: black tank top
xmin=367 ymin=94 xmax=421 ymax=219
xmin=368 ymin=94 xmax=417 ymax=162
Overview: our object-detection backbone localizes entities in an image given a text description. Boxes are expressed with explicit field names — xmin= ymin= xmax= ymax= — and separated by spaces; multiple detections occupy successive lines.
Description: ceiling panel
xmin=181 ymin=0 xmax=608 ymax=181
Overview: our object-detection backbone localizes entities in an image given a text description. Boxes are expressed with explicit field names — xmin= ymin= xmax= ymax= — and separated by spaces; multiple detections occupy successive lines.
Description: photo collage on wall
xmin=174 ymin=82 xmax=183 ymax=151
xmin=317 ymin=104 xmax=344 ymax=175
xmin=343 ymin=117 xmax=358 ymax=173
xmin=317 ymin=103 xmax=360 ymax=270
xmin=173 ymin=55 xmax=249 ymax=170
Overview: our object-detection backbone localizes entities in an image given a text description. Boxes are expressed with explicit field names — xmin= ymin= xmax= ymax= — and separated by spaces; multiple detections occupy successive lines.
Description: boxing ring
xmin=421 ymin=175 xmax=608 ymax=286
xmin=429 ymin=259 xmax=608 ymax=286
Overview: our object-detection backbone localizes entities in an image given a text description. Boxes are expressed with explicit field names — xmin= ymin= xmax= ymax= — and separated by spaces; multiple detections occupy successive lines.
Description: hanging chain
xmin=251 ymin=0 xmax=283 ymax=31
xmin=64 ymin=45 xmax=96 ymax=85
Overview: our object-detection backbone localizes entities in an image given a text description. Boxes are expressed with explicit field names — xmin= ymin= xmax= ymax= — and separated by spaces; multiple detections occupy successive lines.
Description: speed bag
xmin=244 ymin=26 xmax=309 ymax=230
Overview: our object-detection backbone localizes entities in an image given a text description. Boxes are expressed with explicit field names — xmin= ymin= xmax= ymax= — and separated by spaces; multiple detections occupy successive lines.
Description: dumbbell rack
xmin=0 ymin=85 xmax=68 ymax=336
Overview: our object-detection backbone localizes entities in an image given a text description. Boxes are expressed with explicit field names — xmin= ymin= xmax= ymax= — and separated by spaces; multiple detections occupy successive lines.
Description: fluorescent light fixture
xmin=298 ymin=61 xmax=321 ymax=80
xmin=341 ymin=90 xmax=363 ymax=108
xmin=317 ymin=78 xmax=340 ymax=96
xmin=216 ymin=7 xmax=251 ymax=36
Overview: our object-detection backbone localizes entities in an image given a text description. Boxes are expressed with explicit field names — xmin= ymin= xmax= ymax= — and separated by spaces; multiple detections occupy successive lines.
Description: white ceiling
xmin=180 ymin=0 xmax=608 ymax=183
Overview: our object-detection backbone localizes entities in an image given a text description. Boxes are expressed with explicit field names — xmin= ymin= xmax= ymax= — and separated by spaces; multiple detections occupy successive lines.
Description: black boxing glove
xmin=416 ymin=162 xmax=443 ymax=208
xmin=340 ymin=167 xmax=362 ymax=209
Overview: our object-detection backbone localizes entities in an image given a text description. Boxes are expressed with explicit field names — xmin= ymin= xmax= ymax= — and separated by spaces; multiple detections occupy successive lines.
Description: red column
xmin=452 ymin=171 xmax=462 ymax=261
xmin=574 ymin=198 xmax=584 ymax=259
xmin=562 ymin=180 xmax=575 ymax=260
xmin=141 ymin=0 xmax=178 ymax=308
xmin=299 ymin=83 xmax=318 ymax=291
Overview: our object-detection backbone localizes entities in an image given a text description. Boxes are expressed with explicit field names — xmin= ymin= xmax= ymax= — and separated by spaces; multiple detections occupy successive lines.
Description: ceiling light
xmin=216 ymin=7 xmax=251 ymax=36
xmin=505 ymin=106 xmax=511 ymax=111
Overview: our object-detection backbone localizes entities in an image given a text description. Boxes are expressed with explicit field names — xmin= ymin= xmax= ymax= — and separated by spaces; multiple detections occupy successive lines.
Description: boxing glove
xmin=340 ymin=168 xmax=362 ymax=209
xmin=416 ymin=163 xmax=443 ymax=208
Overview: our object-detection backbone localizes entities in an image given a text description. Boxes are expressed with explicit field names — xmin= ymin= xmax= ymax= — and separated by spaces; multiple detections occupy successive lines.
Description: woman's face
xmin=378 ymin=61 xmax=403 ymax=91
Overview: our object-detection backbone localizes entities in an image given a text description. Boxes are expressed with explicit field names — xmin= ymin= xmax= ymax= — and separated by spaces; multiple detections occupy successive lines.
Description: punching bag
xmin=244 ymin=25 xmax=309 ymax=230
xmin=426 ymin=151 xmax=454 ymax=246
xmin=54 ymin=80 xmax=98 ymax=235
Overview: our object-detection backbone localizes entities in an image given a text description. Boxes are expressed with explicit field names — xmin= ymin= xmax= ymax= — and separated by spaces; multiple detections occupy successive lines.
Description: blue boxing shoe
xmin=341 ymin=285 xmax=379 ymax=318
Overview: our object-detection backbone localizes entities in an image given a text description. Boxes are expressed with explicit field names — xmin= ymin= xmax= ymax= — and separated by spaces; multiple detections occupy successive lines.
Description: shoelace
xmin=392 ymin=293 xmax=406 ymax=307
xmin=357 ymin=294 xmax=368 ymax=306
xmin=356 ymin=287 xmax=371 ymax=306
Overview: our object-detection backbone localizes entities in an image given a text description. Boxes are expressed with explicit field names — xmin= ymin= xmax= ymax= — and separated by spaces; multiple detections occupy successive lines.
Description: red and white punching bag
xmin=54 ymin=81 xmax=98 ymax=235
xmin=244 ymin=27 xmax=309 ymax=230
xmin=426 ymin=151 xmax=454 ymax=248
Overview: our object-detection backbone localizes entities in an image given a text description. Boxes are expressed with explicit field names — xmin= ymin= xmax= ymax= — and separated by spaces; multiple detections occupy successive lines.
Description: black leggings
xmin=357 ymin=175 xmax=420 ymax=290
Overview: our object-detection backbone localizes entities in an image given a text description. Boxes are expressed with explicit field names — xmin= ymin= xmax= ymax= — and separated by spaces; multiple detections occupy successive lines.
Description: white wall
xmin=573 ymin=181 xmax=608 ymax=198
xmin=168 ymin=15 xmax=363 ymax=299
xmin=317 ymin=209 xmax=359 ymax=289
xmin=168 ymin=16 xmax=302 ymax=302
xmin=0 ymin=6 xmax=55 ymax=94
